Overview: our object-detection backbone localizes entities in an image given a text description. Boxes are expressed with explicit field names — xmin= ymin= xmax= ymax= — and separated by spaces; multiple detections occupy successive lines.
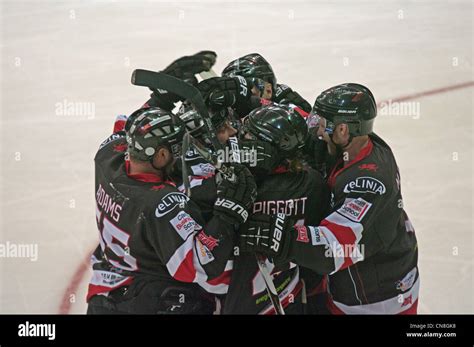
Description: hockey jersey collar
xmin=124 ymin=159 xmax=175 ymax=186
xmin=328 ymin=138 xmax=374 ymax=188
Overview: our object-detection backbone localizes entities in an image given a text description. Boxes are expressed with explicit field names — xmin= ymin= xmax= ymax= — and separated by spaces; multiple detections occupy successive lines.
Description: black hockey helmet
xmin=222 ymin=53 xmax=277 ymax=91
xmin=126 ymin=107 xmax=185 ymax=162
xmin=242 ymin=104 xmax=308 ymax=156
xmin=310 ymin=83 xmax=377 ymax=137
xmin=178 ymin=105 xmax=236 ymax=138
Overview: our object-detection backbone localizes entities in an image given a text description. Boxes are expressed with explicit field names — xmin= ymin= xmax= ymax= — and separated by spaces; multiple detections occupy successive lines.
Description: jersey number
xmin=96 ymin=207 xmax=138 ymax=271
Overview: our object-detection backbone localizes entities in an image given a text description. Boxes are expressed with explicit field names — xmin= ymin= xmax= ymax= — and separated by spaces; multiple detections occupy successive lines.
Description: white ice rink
xmin=0 ymin=0 xmax=472 ymax=314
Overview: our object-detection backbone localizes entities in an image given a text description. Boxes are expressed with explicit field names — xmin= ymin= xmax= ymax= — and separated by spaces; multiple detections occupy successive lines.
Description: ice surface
xmin=0 ymin=0 xmax=472 ymax=313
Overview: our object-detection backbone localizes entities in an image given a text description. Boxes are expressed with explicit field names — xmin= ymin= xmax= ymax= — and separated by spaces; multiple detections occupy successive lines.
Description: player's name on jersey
xmin=0 ymin=241 xmax=38 ymax=261
xmin=253 ymin=197 xmax=308 ymax=216
xmin=96 ymin=184 xmax=123 ymax=222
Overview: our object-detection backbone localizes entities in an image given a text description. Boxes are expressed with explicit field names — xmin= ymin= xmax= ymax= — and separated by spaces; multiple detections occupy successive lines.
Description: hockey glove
xmin=274 ymin=84 xmax=312 ymax=113
xmin=149 ymin=51 xmax=218 ymax=111
xmin=238 ymin=213 xmax=292 ymax=259
xmin=197 ymin=76 xmax=254 ymax=114
xmin=163 ymin=50 xmax=217 ymax=86
xmin=214 ymin=163 xmax=257 ymax=224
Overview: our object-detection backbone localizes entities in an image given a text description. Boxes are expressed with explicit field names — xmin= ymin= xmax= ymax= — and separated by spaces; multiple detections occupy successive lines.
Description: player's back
xmin=89 ymin=135 xmax=200 ymax=302
xmin=223 ymin=167 xmax=329 ymax=314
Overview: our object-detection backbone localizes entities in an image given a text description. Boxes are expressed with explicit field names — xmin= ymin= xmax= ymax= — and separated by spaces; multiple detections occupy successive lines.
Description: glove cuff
xmin=214 ymin=197 xmax=249 ymax=224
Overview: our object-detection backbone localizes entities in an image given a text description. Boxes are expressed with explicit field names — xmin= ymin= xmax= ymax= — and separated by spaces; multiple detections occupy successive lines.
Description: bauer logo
xmin=155 ymin=193 xmax=189 ymax=218
xmin=343 ymin=176 xmax=386 ymax=195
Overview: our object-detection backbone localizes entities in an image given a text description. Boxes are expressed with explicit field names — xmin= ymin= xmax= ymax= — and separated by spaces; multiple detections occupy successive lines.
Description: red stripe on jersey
xmin=321 ymin=218 xmax=357 ymax=247
xmin=320 ymin=218 xmax=357 ymax=269
xmin=398 ymin=299 xmax=418 ymax=315
xmin=207 ymin=269 xmax=232 ymax=286
xmin=328 ymin=139 xmax=374 ymax=189
xmin=173 ymin=249 xmax=197 ymax=282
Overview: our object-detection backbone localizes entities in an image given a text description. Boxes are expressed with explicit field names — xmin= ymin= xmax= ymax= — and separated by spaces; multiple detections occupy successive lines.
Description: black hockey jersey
xmin=286 ymin=134 xmax=419 ymax=314
xmin=87 ymin=134 xmax=235 ymax=304
xmin=223 ymin=166 xmax=329 ymax=314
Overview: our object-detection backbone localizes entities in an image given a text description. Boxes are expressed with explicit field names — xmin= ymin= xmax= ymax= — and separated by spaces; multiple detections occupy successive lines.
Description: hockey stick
xmin=131 ymin=69 xmax=285 ymax=314
xmin=132 ymin=69 xmax=222 ymax=152
xmin=132 ymin=69 xmax=224 ymax=196
xmin=187 ymin=132 xmax=285 ymax=314
xmin=199 ymin=68 xmax=219 ymax=80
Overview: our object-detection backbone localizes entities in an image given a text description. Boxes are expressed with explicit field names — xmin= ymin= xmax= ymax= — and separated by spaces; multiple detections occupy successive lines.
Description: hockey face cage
xmin=127 ymin=111 xmax=185 ymax=162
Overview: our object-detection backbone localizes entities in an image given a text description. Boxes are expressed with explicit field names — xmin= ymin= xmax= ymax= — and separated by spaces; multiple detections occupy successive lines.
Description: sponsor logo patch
xmin=343 ymin=176 xmax=386 ymax=195
xmin=396 ymin=267 xmax=417 ymax=292
xmin=295 ymin=225 xmax=309 ymax=243
xmin=196 ymin=239 xmax=215 ymax=265
xmin=309 ymin=227 xmax=326 ymax=246
xmin=196 ymin=231 xmax=219 ymax=251
xmin=190 ymin=163 xmax=215 ymax=176
xmin=337 ymin=197 xmax=372 ymax=222
xmin=155 ymin=192 xmax=189 ymax=217
xmin=170 ymin=211 xmax=196 ymax=240
xmin=185 ymin=147 xmax=199 ymax=160
xmin=358 ymin=163 xmax=378 ymax=172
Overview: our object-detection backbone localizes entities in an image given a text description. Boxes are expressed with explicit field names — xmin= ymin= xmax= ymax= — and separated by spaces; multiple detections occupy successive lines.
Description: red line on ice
xmin=377 ymin=81 xmax=474 ymax=106
xmin=58 ymin=252 xmax=91 ymax=314
xmin=58 ymin=79 xmax=474 ymax=314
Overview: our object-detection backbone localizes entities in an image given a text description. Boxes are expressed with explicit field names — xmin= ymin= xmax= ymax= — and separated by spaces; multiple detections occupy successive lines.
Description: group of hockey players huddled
xmin=87 ymin=51 xmax=420 ymax=315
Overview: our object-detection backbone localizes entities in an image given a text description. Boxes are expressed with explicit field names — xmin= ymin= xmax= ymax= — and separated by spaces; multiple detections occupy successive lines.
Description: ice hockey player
xmin=87 ymin=106 xmax=256 ymax=314
xmin=238 ymin=83 xmax=420 ymax=314
xmin=221 ymin=53 xmax=312 ymax=112
xmin=223 ymin=104 xmax=330 ymax=314
xmin=197 ymin=53 xmax=311 ymax=119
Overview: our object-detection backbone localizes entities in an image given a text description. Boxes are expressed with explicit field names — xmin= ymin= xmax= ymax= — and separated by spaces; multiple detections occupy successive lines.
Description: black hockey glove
xmin=238 ymin=139 xmax=280 ymax=176
xmin=149 ymin=51 xmax=217 ymax=111
xmin=197 ymin=76 xmax=254 ymax=115
xmin=163 ymin=50 xmax=217 ymax=86
xmin=274 ymin=84 xmax=312 ymax=113
xmin=214 ymin=164 xmax=257 ymax=224
xmin=238 ymin=213 xmax=292 ymax=259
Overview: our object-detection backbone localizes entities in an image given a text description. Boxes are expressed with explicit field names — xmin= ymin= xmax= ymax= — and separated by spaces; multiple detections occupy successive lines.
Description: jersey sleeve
xmin=146 ymin=189 xmax=235 ymax=284
xmin=287 ymin=173 xmax=393 ymax=275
